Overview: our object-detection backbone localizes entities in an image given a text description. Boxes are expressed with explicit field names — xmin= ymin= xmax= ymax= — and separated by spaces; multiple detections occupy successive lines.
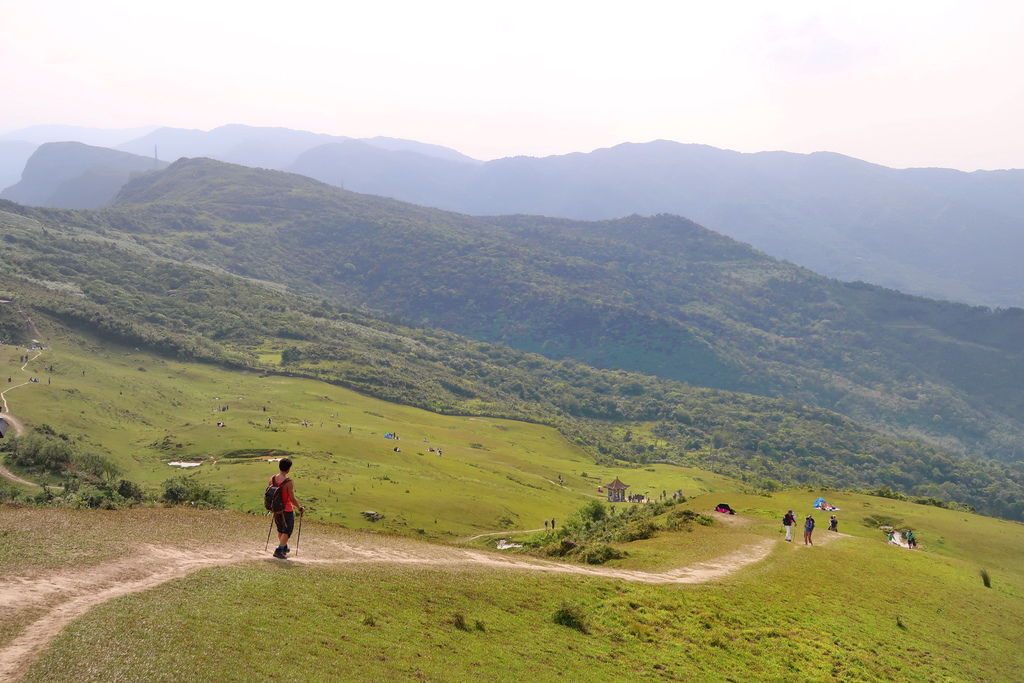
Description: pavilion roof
xmin=605 ymin=477 xmax=629 ymax=490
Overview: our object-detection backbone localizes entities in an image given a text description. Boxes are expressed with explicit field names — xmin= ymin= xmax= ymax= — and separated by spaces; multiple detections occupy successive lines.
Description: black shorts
xmin=274 ymin=511 xmax=295 ymax=536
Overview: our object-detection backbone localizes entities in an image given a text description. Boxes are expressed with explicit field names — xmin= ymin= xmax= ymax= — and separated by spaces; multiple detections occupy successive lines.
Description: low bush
xmin=552 ymin=603 xmax=588 ymax=633
xmin=614 ymin=519 xmax=658 ymax=542
xmin=161 ymin=475 xmax=227 ymax=508
xmin=1 ymin=432 xmax=120 ymax=480
xmin=580 ymin=544 xmax=625 ymax=565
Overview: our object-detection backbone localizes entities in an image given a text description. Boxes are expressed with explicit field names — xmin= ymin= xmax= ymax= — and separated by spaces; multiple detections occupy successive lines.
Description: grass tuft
xmin=552 ymin=603 xmax=588 ymax=634
xmin=980 ymin=568 xmax=991 ymax=588
xmin=452 ymin=612 xmax=470 ymax=632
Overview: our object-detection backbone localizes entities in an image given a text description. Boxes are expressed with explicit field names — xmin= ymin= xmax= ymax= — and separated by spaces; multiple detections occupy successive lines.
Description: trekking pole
xmin=295 ymin=509 xmax=304 ymax=557
xmin=264 ymin=513 xmax=276 ymax=552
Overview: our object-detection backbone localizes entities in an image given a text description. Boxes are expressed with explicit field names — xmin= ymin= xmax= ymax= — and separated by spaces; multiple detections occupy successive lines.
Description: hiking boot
xmin=272 ymin=548 xmax=288 ymax=559
xmin=282 ymin=545 xmax=291 ymax=555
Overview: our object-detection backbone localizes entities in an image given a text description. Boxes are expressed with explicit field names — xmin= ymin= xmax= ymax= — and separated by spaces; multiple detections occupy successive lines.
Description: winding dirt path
xmin=0 ymin=345 xmax=44 ymax=487
xmin=0 ymin=533 xmax=779 ymax=679
xmin=0 ymin=457 xmax=36 ymax=487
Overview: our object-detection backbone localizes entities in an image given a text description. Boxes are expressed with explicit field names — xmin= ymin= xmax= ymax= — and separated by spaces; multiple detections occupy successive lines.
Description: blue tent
xmin=813 ymin=497 xmax=826 ymax=508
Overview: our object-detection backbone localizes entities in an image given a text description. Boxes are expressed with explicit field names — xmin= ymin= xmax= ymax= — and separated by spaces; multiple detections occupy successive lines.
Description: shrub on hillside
xmin=116 ymin=479 xmax=144 ymax=502
xmin=552 ymin=603 xmax=588 ymax=633
xmin=665 ymin=508 xmax=708 ymax=531
xmin=161 ymin=475 xmax=226 ymax=508
xmin=577 ymin=499 xmax=608 ymax=523
xmin=614 ymin=519 xmax=658 ymax=543
xmin=580 ymin=543 xmax=625 ymax=565
xmin=35 ymin=478 xmax=147 ymax=510
xmin=1 ymin=432 xmax=120 ymax=480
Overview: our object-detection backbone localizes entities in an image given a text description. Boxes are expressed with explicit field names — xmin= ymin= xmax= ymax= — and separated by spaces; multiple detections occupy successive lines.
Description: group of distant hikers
xmin=886 ymin=527 xmax=918 ymax=548
xmin=782 ymin=509 xmax=839 ymax=545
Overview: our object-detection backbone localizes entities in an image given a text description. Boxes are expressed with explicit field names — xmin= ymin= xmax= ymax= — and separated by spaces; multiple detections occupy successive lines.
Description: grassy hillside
xmin=4 ymin=325 xmax=1021 ymax=679
xmin=33 ymin=157 xmax=1024 ymax=464
xmin=0 ymin=336 xmax=734 ymax=538
xmin=3 ymin=486 xmax=1022 ymax=681
xmin=1 ymin=202 xmax=1022 ymax=520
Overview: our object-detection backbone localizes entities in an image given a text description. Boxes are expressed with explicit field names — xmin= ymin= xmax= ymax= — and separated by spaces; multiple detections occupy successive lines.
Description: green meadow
xmin=3 ymin=494 xmax=1022 ymax=682
xmin=1 ymin=330 xmax=731 ymax=539
xmin=4 ymin=328 xmax=1024 ymax=681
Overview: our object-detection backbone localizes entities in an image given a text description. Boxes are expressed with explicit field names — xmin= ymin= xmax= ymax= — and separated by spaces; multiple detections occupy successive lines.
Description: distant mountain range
xmin=115 ymin=124 xmax=478 ymax=168
xmin=0 ymin=124 xmax=160 ymax=147
xmin=0 ymin=124 xmax=476 ymax=209
xmin=289 ymin=140 xmax=1024 ymax=308
xmin=4 ymin=125 xmax=1024 ymax=307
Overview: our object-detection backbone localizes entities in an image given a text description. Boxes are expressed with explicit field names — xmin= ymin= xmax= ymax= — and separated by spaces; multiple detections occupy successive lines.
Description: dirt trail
xmin=0 ymin=347 xmax=44 ymax=488
xmin=0 ymin=532 xmax=780 ymax=679
xmin=0 ymin=458 xmax=36 ymax=487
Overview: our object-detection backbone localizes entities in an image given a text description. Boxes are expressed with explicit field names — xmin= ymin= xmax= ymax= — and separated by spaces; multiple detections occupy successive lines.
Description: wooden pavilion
xmin=605 ymin=477 xmax=630 ymax=502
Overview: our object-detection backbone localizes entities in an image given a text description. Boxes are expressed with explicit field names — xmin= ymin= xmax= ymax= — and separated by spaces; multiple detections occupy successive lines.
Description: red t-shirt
xmin=270 ymin=473 xmax=294 ymax=512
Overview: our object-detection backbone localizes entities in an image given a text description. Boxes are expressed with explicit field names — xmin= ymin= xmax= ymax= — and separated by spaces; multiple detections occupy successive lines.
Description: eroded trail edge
xmin=0 ymin=535 xmax=777 ymax=679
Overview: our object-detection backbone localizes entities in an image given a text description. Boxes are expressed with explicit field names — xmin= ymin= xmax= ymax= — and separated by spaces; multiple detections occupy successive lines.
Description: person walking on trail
xmin=782 ymin=510 xmax=796 ymax=542
xmin=829 ymin=515 xmax=838 ymax=532
xmin=269 ymin=458 xmax=304 ymax=559
xmin=804 ymin=515 xmax=815 ymax=546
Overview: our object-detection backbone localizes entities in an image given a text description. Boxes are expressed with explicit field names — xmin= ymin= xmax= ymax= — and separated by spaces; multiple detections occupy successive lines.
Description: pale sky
xmin=2 ymin=0 xmax=1023 ymax=170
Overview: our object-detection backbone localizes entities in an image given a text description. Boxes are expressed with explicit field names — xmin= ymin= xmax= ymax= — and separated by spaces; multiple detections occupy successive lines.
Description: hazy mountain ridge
xmin=9 ymin=127 xmax=1024 ymax=309
xmin=0 ymin=142 xmax=167 ymax=209
xmin=0 ymin=124 xmax=477 ymax=209
xmin=0 ymin=140 xmax=37 ymax=190
xmin=117 ymin=123 xmax=477 ymax=169
xmin=290 ymin=139 xmax=1024 ymax=307
xmin=98 ymin=158 xmax=1024 ymax=461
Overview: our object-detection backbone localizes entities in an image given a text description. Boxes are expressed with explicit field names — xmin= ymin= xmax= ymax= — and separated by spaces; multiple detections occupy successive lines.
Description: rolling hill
xmin=14 ymin=128 xmax=1024 ymax=309
xmin=1 ymin=163 xmax=1023 ymax=519
xmin=290 ymin=139 xmax=1024 ymax=308
xmin=50 ymin=157 xmax=1024 ymax=464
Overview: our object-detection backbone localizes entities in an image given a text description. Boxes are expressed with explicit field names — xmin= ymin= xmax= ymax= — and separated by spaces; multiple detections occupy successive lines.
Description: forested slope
xmin=1 ymin=200 xmax=1022 ymax=520
xmin=38 ymin=158 xmax=1024 ymax=462
xmin=291 ymin=139 xmax=1024 ymax=308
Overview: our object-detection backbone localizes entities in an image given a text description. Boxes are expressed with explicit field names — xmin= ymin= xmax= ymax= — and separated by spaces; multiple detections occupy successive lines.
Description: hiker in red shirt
xmin=269 ymin=458 xmax=304 ymax=559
